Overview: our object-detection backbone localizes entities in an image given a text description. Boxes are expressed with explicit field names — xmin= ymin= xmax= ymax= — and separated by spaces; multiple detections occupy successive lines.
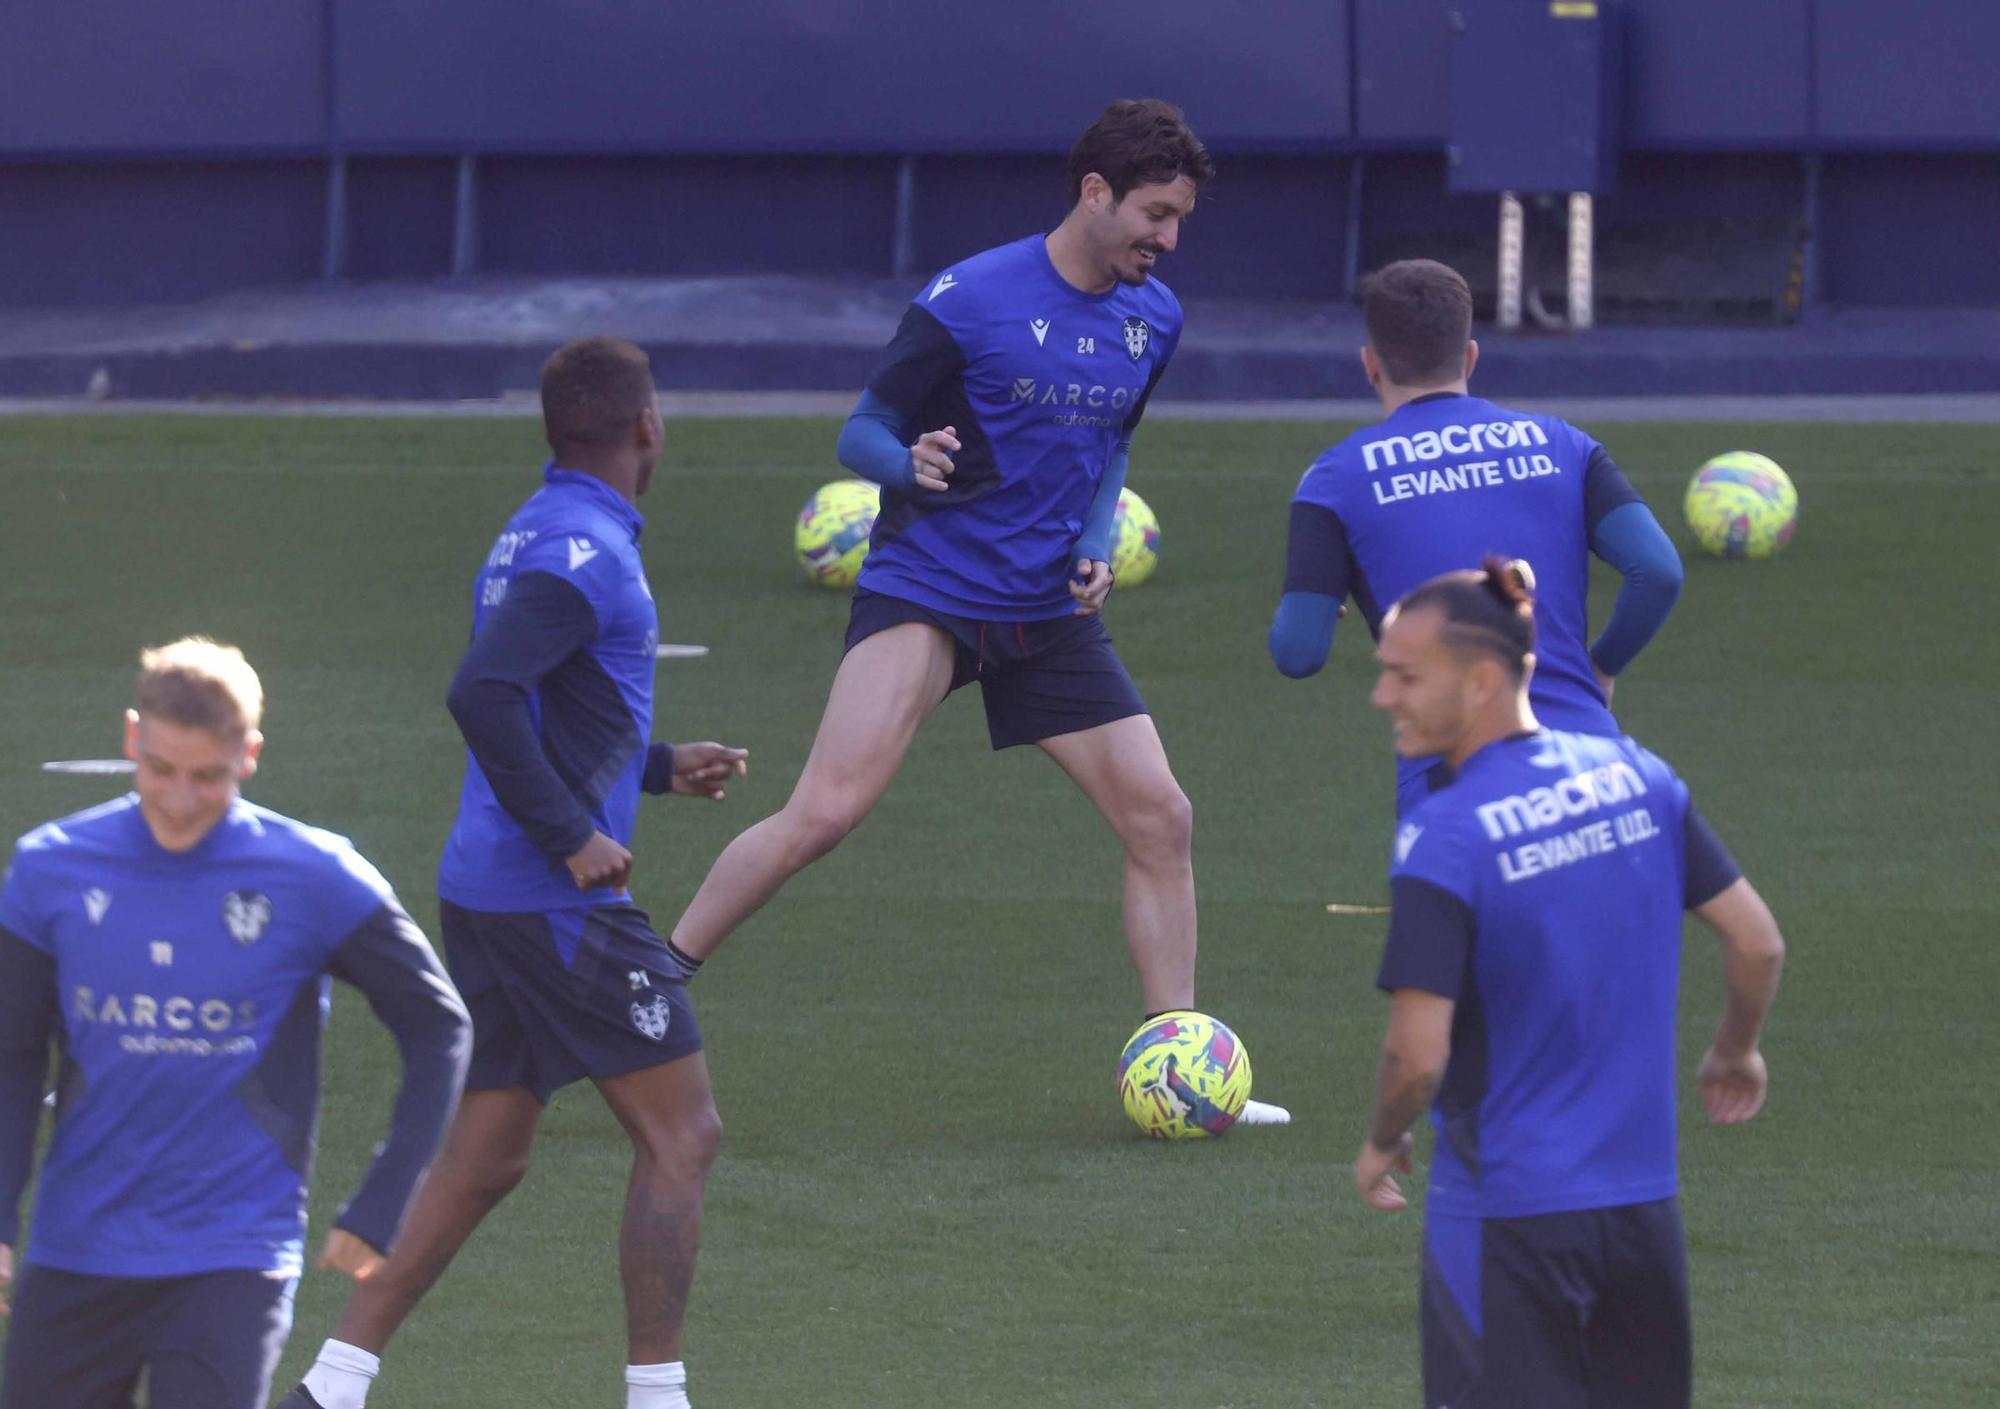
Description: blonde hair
xmin=134 ymin=637 xmax=264 ymax=738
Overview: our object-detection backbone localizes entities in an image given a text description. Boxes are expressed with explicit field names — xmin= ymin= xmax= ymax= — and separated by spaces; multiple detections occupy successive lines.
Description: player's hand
xmin=317 ymin=1229 xmax=386 ymax=1282
xmin=909 ymin=426 xmax=960 ymax=492
xmin=1697 ymin=1044 xmax=1768 ymax=1124
xmin=0 ymin=1242 xmax=13 ymax=1315
xmin=566 ymin=831 xmax=632 ymax=892
xmin=1069 ymin=558 xmax=1113 ymax=615
xmin=1594 ymin=664 xmax=1617 ymax=706
xmin=1353 ymin=1133 xmax=1415 ymax=1211
xmin=669 ymin=741 xmax=749 ymax=801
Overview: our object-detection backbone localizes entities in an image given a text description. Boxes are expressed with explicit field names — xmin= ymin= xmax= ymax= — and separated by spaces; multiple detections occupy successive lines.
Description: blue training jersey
xmin=1379 ymin=729 xmax=1734 ymax=1220
xmin=1290 ymin=394 xmax=1642 ymax=800
xmin=859 ymin=234 xmax=1182 ymax=620
xmin=0 ymin=796 xmax=467 ymax=1278
xmin=438 ymin=466 xmax=661 ymax=915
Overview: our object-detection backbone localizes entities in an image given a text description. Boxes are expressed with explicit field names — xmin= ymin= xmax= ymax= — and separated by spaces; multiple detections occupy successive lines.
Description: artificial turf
xmin=0 ymin=413 xmax=1992 ymax=1407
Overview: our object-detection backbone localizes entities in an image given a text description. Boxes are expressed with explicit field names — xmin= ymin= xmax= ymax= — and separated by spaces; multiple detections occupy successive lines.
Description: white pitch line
xmin=41 ymin=759 xmax=136 ymax=775
xmin=1325 ymin=902 xmax=1390 ymax=916
xmin=655 ymin=643 xmax=710 ymax=659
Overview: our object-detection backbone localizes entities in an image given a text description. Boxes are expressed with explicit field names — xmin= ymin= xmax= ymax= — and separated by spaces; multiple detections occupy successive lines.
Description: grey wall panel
xmin=1623 ymin=0 xmax=1811 ymax=146
xmin=1817 ymin=1 xmax=2000 ymax=144
xmin=332 ymin=0 xmax=1348 ymax=151
xmin=0 ymin=2 xmax=324 ymax=155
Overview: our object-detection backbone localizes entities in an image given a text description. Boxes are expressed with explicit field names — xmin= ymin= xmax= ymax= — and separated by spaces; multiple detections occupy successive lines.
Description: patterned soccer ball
xmin=1116 ymin=1010 xmax=1253 ymax=1139
xmin=1684 ymin=452 xmax=1798 ymax=559
xmin=1109 ymin=487 xmax=1162 ymax=587
xmin=795 ymin=479 xmax=881 ymax=588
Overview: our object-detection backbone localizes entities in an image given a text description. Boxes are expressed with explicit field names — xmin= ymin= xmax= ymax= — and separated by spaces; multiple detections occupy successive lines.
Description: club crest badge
xmin=631 ymin=993 xmax=673 ymax=1041
xmin=1121 ymin=316 xmax=1150 ymax=361
xmin=222 ymin=890 xmax=272 ymax=945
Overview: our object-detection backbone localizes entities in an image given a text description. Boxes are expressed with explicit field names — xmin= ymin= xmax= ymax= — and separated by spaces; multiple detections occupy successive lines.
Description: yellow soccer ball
xmin=1109 ymin=487 xmax=1162 ymax=587
xmin=1683 ymin=452 xmax=1798 ymax=559
xmin=1116 ymin=1011 xmax=1252 ymax=1139
xmin=795 ymin=479 xmax=881 ymax=588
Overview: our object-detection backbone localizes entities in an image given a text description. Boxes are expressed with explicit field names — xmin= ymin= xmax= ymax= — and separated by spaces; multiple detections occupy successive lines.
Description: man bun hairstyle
xmin=1362 ymin=258 xmax=1475 ymax=388
xmin=541 ymin=336 xmax=656 ymax=459
xmin=135 ymin=636 xmax=263 ymax=738
xmin=1067 ymin=99 xmax=1215 ymax=206
xmin=1400 ymin=556 xmax=1537 ymax=679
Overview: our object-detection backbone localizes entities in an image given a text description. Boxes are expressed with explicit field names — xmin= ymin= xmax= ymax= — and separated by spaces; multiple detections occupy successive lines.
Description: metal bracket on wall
xmin=321 ymin=153 xmax=350 ymax=281
xmin=452 ymin=154 xmax=480 ymax=278
xmin=892 ymin=155 xmax=918 ymax=280
xmin=1343 ymin=155 xmax=1367 ymax=302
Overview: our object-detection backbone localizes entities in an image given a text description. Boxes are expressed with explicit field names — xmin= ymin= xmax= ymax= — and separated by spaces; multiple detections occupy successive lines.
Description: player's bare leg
xmin=281 ymin=1088 xmax=546 ymax=1407
xmin=1037 ymin=714 xmax=1197 ymax=1013
xmin=1041 ymin=715 xmax=1290 ymax=1124
xmin=670 ymin=622 xmax=955 ymax=960
xmin=594 ymin=1052 xmax=722 ymax=1368
xmin=332 ymin=1086 xmax=545 ymax=1353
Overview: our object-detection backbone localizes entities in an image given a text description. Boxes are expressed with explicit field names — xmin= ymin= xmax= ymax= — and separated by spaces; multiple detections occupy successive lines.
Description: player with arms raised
xmin=1270 ymin=259 xmax=1685 ymax=815
xmin=0 ymin=639 xmax=470 ymax=1409
xmin=669 ymin=100 xmax=1282 ymax=1122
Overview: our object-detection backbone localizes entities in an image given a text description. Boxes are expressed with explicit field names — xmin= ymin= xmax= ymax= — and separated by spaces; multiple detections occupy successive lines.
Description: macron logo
xmin=1030 ymin=318 xmax=1050 ymax=346
xmin=84 ymin=888 xmax=111 ymax=925
xmin=928 ymin=272 xmax=959 ymax=301
xmin=568 ymin=537 xmax=599 ymax=571
xmin=1395 ymin=824 xmax=1423 ymax=865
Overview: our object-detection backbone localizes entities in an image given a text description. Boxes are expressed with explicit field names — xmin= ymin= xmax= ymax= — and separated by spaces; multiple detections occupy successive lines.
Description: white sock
xmin=626 ymin=1360 xmax=690 ymax=1409
xmin=301 ymin=1339 xmax=381 ymax=1409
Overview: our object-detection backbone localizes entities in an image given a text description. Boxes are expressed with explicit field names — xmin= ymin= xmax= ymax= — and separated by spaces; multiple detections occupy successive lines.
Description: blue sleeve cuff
xmin=642 ymin=742 xmax=677 ymax=796
xmin=1269 ymin=591 xmax=1341 ymax=678
xmin=1074 ymin=438 xmax=1131 ymax=567
xmin=1588 ymin=502 xmax=1684 ymax=676
xmin=834 ymin=390 xmax=918 ymax=492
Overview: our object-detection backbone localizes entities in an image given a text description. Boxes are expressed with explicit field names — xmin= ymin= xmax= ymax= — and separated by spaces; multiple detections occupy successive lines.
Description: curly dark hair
xmin=1066 ymin=99 xmax=1215 ymax=206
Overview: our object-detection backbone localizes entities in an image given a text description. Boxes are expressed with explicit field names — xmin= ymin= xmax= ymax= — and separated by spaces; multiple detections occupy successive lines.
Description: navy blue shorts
xmin=441 ymin=900 xmax=703 ymax=1104
xmin=1422 ymin=1198 xmax=1692 ymax=1409
xmin=0 ymin=1263 xmax=295 ymax=1409
xmin=845 ymin=589 xmax=1148 ymax=749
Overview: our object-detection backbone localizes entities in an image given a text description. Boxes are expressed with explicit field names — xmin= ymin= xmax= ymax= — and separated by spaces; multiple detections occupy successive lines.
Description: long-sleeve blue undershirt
xmin=446 ymin=574 xmax=677 ymax=864
xmin=1267 ymin=484 xmax=1682 ymax=680
xmin=835 ymin=390 xmax=919 ymax=491
xmin=1583 ymin=501 xmax=1683 ymax=675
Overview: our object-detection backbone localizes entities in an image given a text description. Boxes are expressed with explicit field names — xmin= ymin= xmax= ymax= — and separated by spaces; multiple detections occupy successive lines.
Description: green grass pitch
xmin=0 ymin=414 xmax=1994 ymax=1407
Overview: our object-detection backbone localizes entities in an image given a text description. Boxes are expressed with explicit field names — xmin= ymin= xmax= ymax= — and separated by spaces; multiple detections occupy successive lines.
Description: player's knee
xmin=1121 ymin=785 xmax=1194 ymax=864
xmin=456 ymin=1143 xmax=533 ymax=1206
xmin=632 ymin=1099 xmax=722 ymax=1181
xmin=785 ymin=793 xmax=866 ymax=863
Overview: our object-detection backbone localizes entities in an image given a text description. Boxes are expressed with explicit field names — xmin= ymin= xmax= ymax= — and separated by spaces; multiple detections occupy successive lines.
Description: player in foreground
xmin=283 ymin=338 xmax=748 ymax=1409
xmin=1270 ymin=258 xmax=1685 ymax=815
xmin=0 ymin=639 xmax=470 ymax=1409
xmin=668 ymin=101 xmax=1283 ymax=1122
xmin=1351 ymin=561 xmax=1786 ymax=1407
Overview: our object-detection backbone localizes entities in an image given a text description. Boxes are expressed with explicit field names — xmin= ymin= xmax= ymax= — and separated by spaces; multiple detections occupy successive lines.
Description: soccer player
xmin=282 ymin=337 xmax=747 ymax=1409
xmin=1351 ymin=561 xmax=1786 ymax=1408
xmin=668 ymin=102 xmax=1280 ymax=1119
xmin=1270 ymin=258 xmax=1685 ymax=815
xmin=0 ymin=638 xmax=470 ymax=1409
